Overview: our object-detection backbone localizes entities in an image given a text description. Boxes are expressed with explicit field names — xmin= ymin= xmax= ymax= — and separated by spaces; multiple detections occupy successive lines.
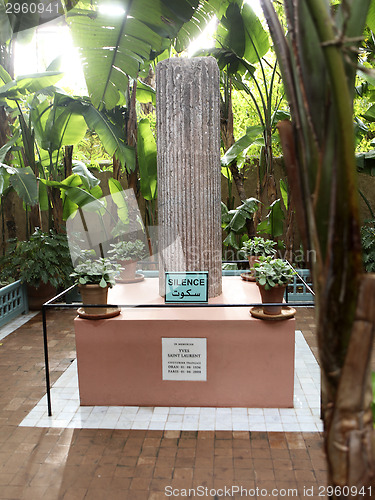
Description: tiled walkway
xmin=20 ymin=332 xmax=322 ymax=432
xmin=0 ymin=308 xmax=329 ymax=499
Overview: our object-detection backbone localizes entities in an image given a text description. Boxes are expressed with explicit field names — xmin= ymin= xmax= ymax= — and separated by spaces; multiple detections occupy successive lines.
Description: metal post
xmin=42 ymin=305 xmax=52 ymax=416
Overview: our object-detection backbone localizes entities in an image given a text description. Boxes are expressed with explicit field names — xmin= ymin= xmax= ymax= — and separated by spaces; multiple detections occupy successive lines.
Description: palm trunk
xmin=126 ymin=80 xmax=139 ymax=197
xmin=261 ymin=0 xmax=374 ymax=494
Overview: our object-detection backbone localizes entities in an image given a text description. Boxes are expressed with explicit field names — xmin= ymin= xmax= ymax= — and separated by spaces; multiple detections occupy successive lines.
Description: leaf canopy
xmin=67 ymin=0 xmax=223 ymax=110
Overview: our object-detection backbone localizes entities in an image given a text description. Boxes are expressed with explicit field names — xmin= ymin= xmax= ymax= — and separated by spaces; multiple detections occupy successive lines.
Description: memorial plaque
xmin=162 ymin=338 xmax=207 ymax=381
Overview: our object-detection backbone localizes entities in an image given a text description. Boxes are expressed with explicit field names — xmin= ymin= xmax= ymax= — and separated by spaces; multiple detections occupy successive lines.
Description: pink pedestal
xmin=74 ymin=277 xmax=295 ymax=407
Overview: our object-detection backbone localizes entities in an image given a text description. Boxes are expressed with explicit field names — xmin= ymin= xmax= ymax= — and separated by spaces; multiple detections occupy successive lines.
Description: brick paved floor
xmin=0 ymin=308 xmax=330 ymax=499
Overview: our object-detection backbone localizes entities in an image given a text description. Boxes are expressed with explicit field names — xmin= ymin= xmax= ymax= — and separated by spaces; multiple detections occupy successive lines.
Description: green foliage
xmin=74 ymin=131 xmax=111 ymax=166
xmin=0 ymin=164 xmax=38 ymax=205
xmin=0 ymin=228 xmax=73 ymax=288
xmin=221 ymin=125 xmax=263 ymax=167
xmin=66 ymin=0 xmax=213 ymax=110
xmin=40 ymin=169 xmax=103 ymax=221
xmin=214 ymin=2 xmax=269 ymax=73
xmin=108 ymin=240 xmax=146 ymax=261
xmin=71 ymin=257 xmax=122 ymax=288
xmin=137 ymin=118 xmax=157 ymax=200
xmin=0 ymin=71 xmax=63 ymax=100
xmin=257 ymin=199 xmax=285 ymax=238
xmin=108 ymin=178 xmax=130 ymax=226
xmin=253 ymin=256 xmax=296 ymax=290
xmin=361 ymin=220 xmax=375 ymax=272
xmin=222 ymin=197 xmax=260 ymax=250
xmin=241 ymin=236 xmax=277 ymax=257
xmin=79 ymin=102 xmax=135 ymax=172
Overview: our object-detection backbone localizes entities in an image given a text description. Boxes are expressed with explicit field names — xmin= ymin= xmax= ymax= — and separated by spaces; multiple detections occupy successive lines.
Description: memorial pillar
xmin=156 ymin=57 xmax=222 ymax=298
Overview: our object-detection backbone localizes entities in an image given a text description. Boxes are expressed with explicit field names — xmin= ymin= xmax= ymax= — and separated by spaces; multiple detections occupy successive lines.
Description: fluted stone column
xmin=156 ymin=57 xmax=222 ymax=298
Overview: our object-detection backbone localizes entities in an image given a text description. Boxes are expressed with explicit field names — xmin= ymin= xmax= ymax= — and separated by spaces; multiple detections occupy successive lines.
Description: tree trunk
xmin=140 ymin=65 xmax=155 ymax=115
xmin=64 ymin=145 xmax=73 ymax=177
xmin=126 ymin=80 xmax=139 ymax=197
xmin=113 ymin=155 xmax=121 ymax=181
xmin=48 ymin=187 xmax=64 ymax=233
xmin=321 ymin=274 xmax=375 ymax=495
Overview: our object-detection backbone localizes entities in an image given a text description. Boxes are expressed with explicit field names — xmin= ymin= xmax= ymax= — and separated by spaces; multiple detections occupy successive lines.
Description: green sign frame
xmin=165 ymin=272 xmax=209 ymax=303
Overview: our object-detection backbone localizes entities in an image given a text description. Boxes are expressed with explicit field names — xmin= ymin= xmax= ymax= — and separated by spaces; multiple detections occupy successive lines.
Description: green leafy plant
xmin=241 ymin=236 xmax=277 ymax=257
xmin=361 ymin=220 xmax=375 ymax=272
xmin=253 ymin=256 xmax=295 ymax=290
xmin=256 ymin=199 xmax=285 ymax=238
xmin=221 ymin=197 xmax=260 ymax=250
xmin=70 ymin=257 xmax=122 ymax=288
xmin=108 ymin=240 xmax=146 ymax=262
xmin=0 ymin=228 xmax=73 ymax=288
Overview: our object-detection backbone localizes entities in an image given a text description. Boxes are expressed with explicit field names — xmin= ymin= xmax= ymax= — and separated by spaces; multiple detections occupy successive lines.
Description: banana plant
xmin=261 ymin=0 xmax=373 ymax=493
xmin=198 ymin=1 xmax=288 ymax=244
xmin=66 ymin=0 xmax=223 ymax=111
xmin=65 ymin=0 xmax=229 ymax=207
xmin=0 ymin=68 xmax=128 ymax=232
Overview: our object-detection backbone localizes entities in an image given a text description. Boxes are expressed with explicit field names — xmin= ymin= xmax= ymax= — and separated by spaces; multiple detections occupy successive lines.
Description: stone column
xmin=156 ymin=57 xmax=222 ymax=298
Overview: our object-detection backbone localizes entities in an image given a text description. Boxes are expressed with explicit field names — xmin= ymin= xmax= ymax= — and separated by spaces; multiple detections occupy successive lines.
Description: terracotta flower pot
xmin=78 ymin=284 xmax=108 ymax=315
xmin=27 ymin=282 xmax=57 ymax=310
xmin=248 ymin=255 xmax=260 ymax=277
xmin=117 ymin=260 xmax=138 ymax=281
xmin=257 ymin=282 xmax=286 ymax=315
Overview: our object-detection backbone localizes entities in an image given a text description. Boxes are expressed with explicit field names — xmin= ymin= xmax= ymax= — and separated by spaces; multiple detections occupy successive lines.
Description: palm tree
xmin=261 ymin=0 xmax=374 ymax=495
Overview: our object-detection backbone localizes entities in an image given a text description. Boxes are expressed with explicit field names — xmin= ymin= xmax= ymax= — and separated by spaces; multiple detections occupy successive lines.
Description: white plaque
xmin=162 ymin=338 xmax=207 ymax=381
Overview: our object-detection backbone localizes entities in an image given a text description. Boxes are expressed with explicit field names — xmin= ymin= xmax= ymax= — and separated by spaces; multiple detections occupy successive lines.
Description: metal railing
xmin=42 ymin=263 xmax=314 ymax=416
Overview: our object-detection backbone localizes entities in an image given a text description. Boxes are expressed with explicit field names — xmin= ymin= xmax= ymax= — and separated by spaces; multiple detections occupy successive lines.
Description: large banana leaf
xmin=0 ymin=165 xmax=10 ymax=196
xmin=0 ymin=72 xmax=63 ymax=100
xmin=81 ymin=103 xmax=135 ymax=171
xmin=0 ymin=1 xmax=13 ymax=44
xmin=0 ymin=164 xmax=38 ymax=205
xmin=137 ymin=118 xmax=157 ymax=200
xmin=0 ymin=65 xmax=12 ymax=85
xmin=174 ymin=0 xmax=225 ymax=52
xmin=108 ymin=177 xmax=129 ymax=224
xmin=67 ymin=0 xmax=222 ymax=110
xmin=214 ymin=2 xmax=269 ymax=72
xmin=0 ymin=131 xmax=20 ymax=163
xmin=72 ymin=161 xmax=101 ymax=190
xmin=40 ymin=174 xmax=104 ymax=220
xmin=221 ymin=125 xmax=263 ymax=166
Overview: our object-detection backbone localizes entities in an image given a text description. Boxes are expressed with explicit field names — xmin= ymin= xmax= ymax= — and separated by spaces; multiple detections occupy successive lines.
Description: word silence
xmin=165 ymin=272 xmax=208 ymax=303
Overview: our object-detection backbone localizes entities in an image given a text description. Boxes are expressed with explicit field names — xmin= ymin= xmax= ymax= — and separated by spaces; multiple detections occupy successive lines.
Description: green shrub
xmin=253 ymin=256 xmax=296 ymax=290
xmin=108 ymin=240 xmax=146 ymax=261
xmin=241 ymin=236 xmax=277 ymax=257
xmin=0 ymin=228 xmax=73 ymax=289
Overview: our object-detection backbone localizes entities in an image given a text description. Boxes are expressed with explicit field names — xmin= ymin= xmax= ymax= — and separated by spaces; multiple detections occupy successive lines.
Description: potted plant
xmin=108 ymin=239 xmax=146 ymax=282
xmin=241 ymin=237 xmax=277 ymax=278
xmin=70 ymin=257 xmax=122 ymax=315
xmin=253 ymin=256 xmax=296 ymax=315
xmin=0 ymin=228 xmax=74 ymax=310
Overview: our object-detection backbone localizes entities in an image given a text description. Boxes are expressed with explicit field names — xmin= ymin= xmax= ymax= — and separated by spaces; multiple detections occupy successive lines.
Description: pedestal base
xmin=74 ymin=277 xmax=295 ymax=407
